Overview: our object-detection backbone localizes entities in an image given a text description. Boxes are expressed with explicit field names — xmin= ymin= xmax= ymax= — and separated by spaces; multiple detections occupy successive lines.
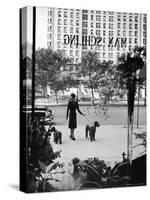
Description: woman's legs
xmin=70 ymin=128 xmax=75 ymax=140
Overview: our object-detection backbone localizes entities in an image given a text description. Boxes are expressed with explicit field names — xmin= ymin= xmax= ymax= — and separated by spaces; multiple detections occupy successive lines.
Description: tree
xmin=35 ymin=48 xmax=71 ymax=102
xmin=117 ymin=47 xmax=145 ymax=164
xmin=35 ymin=48 xmax=54 ymax=97
xmin=81 ymin=51 xmax=101 ymax=104
xmin=49 ymin=50 xmax=71 ymax=103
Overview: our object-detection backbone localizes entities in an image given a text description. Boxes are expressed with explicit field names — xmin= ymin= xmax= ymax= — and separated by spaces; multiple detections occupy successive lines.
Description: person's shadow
xmin=9 ymin=184 xmax=19 ymax=191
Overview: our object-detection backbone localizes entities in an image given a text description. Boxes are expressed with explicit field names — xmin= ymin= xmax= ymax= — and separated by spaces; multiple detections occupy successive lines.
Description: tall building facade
xmin=47 ymin=8 xmax=146 ymax=66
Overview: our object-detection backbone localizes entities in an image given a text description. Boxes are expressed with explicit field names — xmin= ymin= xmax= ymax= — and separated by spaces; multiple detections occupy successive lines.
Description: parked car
xmin=23 ymin=106 xmax=54 ymax=126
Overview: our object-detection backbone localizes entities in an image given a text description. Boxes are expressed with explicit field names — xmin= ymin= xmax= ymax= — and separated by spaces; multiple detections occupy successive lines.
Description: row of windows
xmin=48 ymin=25 xmax=146 ymax=39
xmin=82 ymin=14 xmax=144 ymax=23
xmin=58 ymin=10 xmax=80 ymax=18
xmin=49 ymin=9 xmax=146 ymax=24
xmin=82 ymin=28 xmax=139 ymax=37
xmin=58 ymin=19 xmax=80 ymax=26
xmin=54 ymin=21 xmax=142 ymax=30
xmin=57 ymin=26 xmax=80 ymax=33
xmin=82 ymin=29 xmax=146 ymax=38
xmin=82 ymin=10 xmax=141 ymax=16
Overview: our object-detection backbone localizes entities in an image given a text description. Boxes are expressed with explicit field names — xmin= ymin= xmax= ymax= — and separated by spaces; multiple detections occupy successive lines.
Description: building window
xmin=83 ymin=21 xmax=88 ymax=27
xmin=129 ymin=16 xmax=132 ymax=22
xmin=143 ymin=24 xmax=146 ymax=30
xmin=76 ymin=20 xmax=79 ymax=26
xmin=70 ymin=12 xmax=74 ymax=18
xmin=108 ymin=46 xmax=113 ymax=51
xmin=47 ymin=41 xmax=52 ymax=47
xmin=91 ymin=29 xmax=94 ymax=35
xmin=123 ymin=23 xmax=126 ymax=29
xmin=96 ymin=23 xmax=101 ymax=28
xmin=83 ymin=14 xmax=88 ymax=20
xmin=109 ymin=16 xmax=114 ymax=22
xmin=135 ymin=31 xmax=138 ymax=37
xmin=134 ymin=38 xmax=138 ymax=44
xmin=109 ymin=31 xmax=113 ymax=36
xmin=48 ymin=10 xmax=52 ymax=17
xmin=70 ymin=20 xmax=74 ymax=26
xmin=58 ymin=11 xmax=61 ymax=17
xmin=117 ymin=30 xmax=120 ymax=36
xmin=109 ymin=11 xmax=114 ymax=15
xmin=96 ymin=15 xmax=101 ymax=21
xmin=108 ymin=53 xmax=113 ymax=59
xmin=83 ymin=29 xmax=88 ymax=35
xmin=70 ymin=50 xmax=73 ymax=57
xmin=103 ymin=52 xmax=106 ymax=58
xmin=129 ymin=23 xmax=132 ymax=29
xmin=96 ymin=45 xmax=101 ymax=50
xmin=103 ymin=31 xmax=106 ymax=36
xmin=76 ymin=28 xmax=79 ymax=34
xmin=103 ymin=23 xmax=106 ymax=29
xmin=135 ymin=16 xmax=138 ymax=22
xmin=64 ymin=19 xmax=67 ymax=25
xmin=143 ymin=16 xmax=146 ymax=23
xmin=143 ymin=31 xmax=146 ymax=37
xmin=48 ymin=26 xmax=52 ymax=32
xmin=103 ymin=38 xmax=106 ymax=43
xmin=82 ymin=46 xmax=87 ymax=50
xmin=58 ymin=19 xmax=61 ymax=25
xmin=96 ymin=10 xmax=101 ymax=14
xmin=91 ymin=22 xmax=94 ymax=28
xmin=76 ymin=58 xmax=79 ymax=63
xmin=117 ymin=23 xmax=121 ymax=29
xmin=143 ymin=39 xmax=146 ymax=45
xmin=103 ymin=16 xmax=106 ymax=21
xmin=76 ymin=51 xmax=79 ymax=57
xmin=96 ymin=30 xmax=101 ymax=35
xmin=123 ymin=16 xmax=126 ymax=22
xmin=64 ymin=27 xmax=67 ymax=33
xmin=48 ymin=18 xmax=52 ymax=24
xmin=58 ymin=26 xmax=61 ymax=32
xmin=64 ymin=12 xmax=67 ymax=18
xmin=129 ymin=46 xmax=132 ymax=51
xmin=129 ymin=38 xmax=132 ymax=44
xmin=135 ymin=24 xmax=138 ymax=29
xmin=117 ymin=15 xmax=121 ymax=21
xmin=57 ymin=42 xmax=61 ymax=48
xmin=129 ymin=31 xmax=132 ymax=36
xmin=109 ymin=23 xmax=114 ymax=29
xmin=47 ymin=33 xmax=52 ymax=40
xmin=70 ymin=27 xmax=73 ymax=33
xmin=76 ymin=12 xmax=79 ymax=19
xmin=123 ymin=31 xmax=126 ymax=36
xmin=57 ymin=34 xmax=61 ymax=40
xmin=117 ymin=52 xmax=120 ymax=58
xmin=91 ymin=15 xmax=94 ymax=20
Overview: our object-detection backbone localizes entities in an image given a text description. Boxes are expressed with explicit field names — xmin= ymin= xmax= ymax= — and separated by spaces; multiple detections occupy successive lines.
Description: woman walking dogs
xmin=66 ymin=93 xmax=85 ymax=140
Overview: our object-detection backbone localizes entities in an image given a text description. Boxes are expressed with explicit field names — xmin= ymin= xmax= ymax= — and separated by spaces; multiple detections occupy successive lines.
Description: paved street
xmin=45 ymin=104 xmax=146 ymax=161
xmin=47 ymin=125 xmax=146 ymax=162
xmin=46 ymin=124 xmax=146 ymax=191
xmin=44 ymin=105 xmax=146 ymax=190
xmin=48 ymin=105 xmax=146 ymax=126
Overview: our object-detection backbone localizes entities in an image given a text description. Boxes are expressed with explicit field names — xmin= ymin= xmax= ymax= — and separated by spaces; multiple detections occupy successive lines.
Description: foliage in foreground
xmin=71 ymin=155 xmax=146 ymax=190
xmin=27 ymin=121 xmax=64 ymax=192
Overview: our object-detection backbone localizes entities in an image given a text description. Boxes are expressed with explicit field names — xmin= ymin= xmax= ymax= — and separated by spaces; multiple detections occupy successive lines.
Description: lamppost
xmin=32 ymin=6 xmax=36 ymax=120
xmin=136 ymin=69 xmax=140 ymax=128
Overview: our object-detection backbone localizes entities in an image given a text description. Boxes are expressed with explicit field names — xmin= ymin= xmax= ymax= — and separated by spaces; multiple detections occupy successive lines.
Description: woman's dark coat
xmin=66 ymin=100 xmax=83 ymax=129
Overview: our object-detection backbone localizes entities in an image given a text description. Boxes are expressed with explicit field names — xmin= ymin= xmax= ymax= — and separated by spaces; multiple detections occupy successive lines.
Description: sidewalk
xmin=47 ymin=125 xmax=146 ymax=162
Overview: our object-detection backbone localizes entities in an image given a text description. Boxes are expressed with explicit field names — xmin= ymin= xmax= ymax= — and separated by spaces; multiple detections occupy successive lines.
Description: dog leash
xmin=84 ymin=115 xmax=93 ymax=124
